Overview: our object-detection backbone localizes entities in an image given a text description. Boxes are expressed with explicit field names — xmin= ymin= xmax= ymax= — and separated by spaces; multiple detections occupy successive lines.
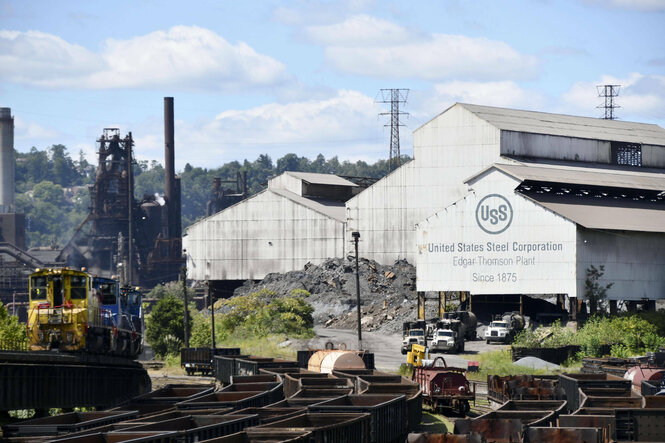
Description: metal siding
xmin=416 ymin=169 xmax=578 ymax=295
xmin=346 ymin=105 xmax=501 ymax=265
xmin=501 ymin=131 xmax=611 ymax=164
xmin=184 ymin=190 xmax=345 ymax=280
xmin=576 ymin=228 xmax=665 ymax=301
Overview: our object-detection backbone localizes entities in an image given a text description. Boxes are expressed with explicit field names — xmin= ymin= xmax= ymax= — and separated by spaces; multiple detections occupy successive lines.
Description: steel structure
xmin=377 ymin=89 xmax=409 ymax=172
xmin=58 ymin=99 xmax=184 ymax=287
xmin=597 ymin=84 xmax=621 ymax=120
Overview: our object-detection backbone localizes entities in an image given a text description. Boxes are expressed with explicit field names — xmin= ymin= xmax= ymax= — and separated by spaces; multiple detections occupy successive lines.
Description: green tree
xmin=585 ymin=265 xmax=614 ymax=315
xmin=0 ymin=302 xmax=28 ymax=349
xmin=145 ymin=295 xmax=186 ymax=357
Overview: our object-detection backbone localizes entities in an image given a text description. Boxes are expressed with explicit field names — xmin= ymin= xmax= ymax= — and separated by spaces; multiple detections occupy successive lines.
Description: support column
xmin=468 ymin=293 xmax=473 ymax=312
xmin=570 ymin=296 xmax=577 ymax=321
xmin=417 ymin=292 xmax=425 ymax=320
xmin=519 ymin=294 xmax=524 ymax=316
xmin=438 ymin=292 xmax=446 ymax=318
xmin=609 ymin=300 xmax=617 ymax=315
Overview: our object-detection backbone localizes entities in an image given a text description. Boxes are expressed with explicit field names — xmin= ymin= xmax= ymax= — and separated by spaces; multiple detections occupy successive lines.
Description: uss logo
xmin=475 ymin=194 xmax=513 ymax=235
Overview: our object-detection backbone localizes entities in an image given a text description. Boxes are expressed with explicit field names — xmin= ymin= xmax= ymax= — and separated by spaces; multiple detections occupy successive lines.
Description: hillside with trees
xmin=14 ymin=146 xmax=405 ymax=248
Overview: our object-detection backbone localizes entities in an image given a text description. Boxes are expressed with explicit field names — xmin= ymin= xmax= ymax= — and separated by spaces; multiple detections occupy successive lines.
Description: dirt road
xmin=312 ymin=326 xmax=508 ymax=372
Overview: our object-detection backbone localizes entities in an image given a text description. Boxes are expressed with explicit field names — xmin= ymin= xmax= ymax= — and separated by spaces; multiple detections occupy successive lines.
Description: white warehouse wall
xmin=416 ymin=169 xmax=578 ymax=295
xmin=184 ymin=189 xmax=346 ymax=281
xmin=346 ymin=104 xmax=502 ymax=265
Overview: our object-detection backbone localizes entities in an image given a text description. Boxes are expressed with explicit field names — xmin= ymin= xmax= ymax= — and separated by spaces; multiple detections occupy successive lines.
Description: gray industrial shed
xmin=183 ymin=171 xmax=357 ymax=282
xmin=346 ymin=103 xmax=665 ymax=266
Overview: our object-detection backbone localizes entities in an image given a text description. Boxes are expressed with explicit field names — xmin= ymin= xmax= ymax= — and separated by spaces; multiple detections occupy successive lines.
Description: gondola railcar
xmin=27 ymin=268 xmax=144 ymax=357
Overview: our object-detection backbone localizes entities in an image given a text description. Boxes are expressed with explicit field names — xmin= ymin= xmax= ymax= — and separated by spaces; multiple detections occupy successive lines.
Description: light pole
xmin=182 ymin=249 xmax=190 ymax=348
xmin=352 ymin=231 xmax=362 ymax=350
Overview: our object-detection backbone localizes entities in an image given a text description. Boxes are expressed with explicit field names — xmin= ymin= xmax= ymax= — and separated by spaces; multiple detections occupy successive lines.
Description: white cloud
xmin=169 ymin=90 xmax=392 ymax=167
xmin=581 ymin=0 xmax=665 ymax=11
xmin=0 ymin=26 xmax=289 ymax=90
xmin=561 ymin=73 xmax=665 ymax=122
xmin=305 ymin=14 xmax=416 ymax=46
xmin=304 ymin=15 xmax=539 ymax=81
xmin=411 ymin=81 xmax=546 ymax=121
xmin=13 ymin=116 xmax=59 ymax=141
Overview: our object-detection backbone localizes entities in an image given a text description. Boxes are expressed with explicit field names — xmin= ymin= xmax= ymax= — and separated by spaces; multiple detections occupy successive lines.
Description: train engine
xmin=27 ymin=268 xmax=143 ymax=357
xmin=412 ymin=356 xmax=475 ymax=415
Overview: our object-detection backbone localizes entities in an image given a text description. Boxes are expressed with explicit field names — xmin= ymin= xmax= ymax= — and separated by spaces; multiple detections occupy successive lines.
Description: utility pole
xmin=352 ymin=231 xmax=362 ymax=350
xmin=126 ymin=132 xmax=134 ymax=286
xmin=377 ymin=89 xmax=409 ymax=172
xmin=208 ymin=280 xmax=216 ymax=349
xmin=597 ymin=84 xmax=620 ymax=120
xmin=182 ymin=250 xmax=190 ymax=348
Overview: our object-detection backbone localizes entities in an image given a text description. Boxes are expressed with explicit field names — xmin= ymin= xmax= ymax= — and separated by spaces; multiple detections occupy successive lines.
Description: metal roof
xmin=285 ymin=171 xmax=358 ymax=187
xmin=523 ymin=195 xmax=665 ymax=233
xmin=481 ymin=162 xmax=665 ymax=191
xmin=270 ymin=188 xmax=346 ymax=222
xmin=459 ymin=103 xmax=665 ymax=146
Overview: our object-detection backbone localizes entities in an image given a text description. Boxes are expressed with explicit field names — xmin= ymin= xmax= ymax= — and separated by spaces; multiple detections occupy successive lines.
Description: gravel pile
xmin=233 ymin=257 xmax=434 ymax=333
xmin=514 ymin=356 xmax=561 ymax=371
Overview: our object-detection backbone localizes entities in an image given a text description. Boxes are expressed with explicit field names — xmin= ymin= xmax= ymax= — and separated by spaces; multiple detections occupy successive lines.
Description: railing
xmin=0 ymin=337 xmax=30 ymax=352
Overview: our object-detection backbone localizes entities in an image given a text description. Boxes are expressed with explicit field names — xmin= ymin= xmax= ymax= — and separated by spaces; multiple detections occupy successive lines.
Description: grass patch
xmin=416 ymin=412 xmax=453 ymax=433
xmin=464 ymin=350 xmax=552 ymax=381
xmin=216 ymin=333 xmax=301 ymax=360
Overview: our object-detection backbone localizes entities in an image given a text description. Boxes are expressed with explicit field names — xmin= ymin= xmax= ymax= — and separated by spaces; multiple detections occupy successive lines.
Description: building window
xmin=612 ymin=142 xmax=642 ymax=167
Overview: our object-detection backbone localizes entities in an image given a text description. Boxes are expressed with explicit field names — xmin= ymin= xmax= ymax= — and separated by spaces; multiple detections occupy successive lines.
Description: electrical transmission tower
xmin=377 ymin=89 xmax=409 ymax=172
xmin=597 ymin=84 xmax=620 ymax=120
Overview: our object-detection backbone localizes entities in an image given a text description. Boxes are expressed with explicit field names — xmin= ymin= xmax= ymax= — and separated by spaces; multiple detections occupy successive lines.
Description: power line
xmin=377 ymin=88 xmax=409 ymax=172
xmin=597 ymin=84 xmax=620 ymax=120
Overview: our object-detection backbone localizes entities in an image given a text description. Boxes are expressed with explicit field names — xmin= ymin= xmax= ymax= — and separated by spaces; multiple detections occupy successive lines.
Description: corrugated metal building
xmin=416 ymin=162 xmax=665 ymax=304
xmin=346 ymin=102 xmax=665 ymax=308
xmin=183 ymin=171 xmax=357 ymax=282
xmin=346 ymin=103 xmax=665 ymax=266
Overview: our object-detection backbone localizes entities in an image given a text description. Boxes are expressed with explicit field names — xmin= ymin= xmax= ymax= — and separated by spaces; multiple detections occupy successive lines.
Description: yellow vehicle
xmin=27 ymin=268 xmax=100 ymax=352
xmin=406 ymin=344 xmax=429 ymax=367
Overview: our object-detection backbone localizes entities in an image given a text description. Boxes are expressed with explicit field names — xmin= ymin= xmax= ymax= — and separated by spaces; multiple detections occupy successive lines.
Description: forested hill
xmin=14 ymin=146 xmax=407 ymax=248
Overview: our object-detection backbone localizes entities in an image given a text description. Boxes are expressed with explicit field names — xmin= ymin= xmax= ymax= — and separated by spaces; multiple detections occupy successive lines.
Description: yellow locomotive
xmin=27 ymin=268 xmax=143 ymax=356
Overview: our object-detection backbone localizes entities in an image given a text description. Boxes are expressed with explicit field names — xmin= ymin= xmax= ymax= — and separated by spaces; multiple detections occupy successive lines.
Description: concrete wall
xmin=576 ymin=228 xmax=665 ymax=301
xmin=346 ymin=104 xmax=501 ymax=265
xmin=416 ymin=169 xmax=578 ymax=295
xmin=184 ymin=189 xmax=346 ymax=281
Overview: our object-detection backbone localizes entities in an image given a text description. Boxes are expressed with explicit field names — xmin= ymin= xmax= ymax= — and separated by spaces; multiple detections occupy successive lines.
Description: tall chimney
xmin=0 ymin=107 xmax=14 ymax=213
xmin=164 ymin=97 xmax=175 ymax=237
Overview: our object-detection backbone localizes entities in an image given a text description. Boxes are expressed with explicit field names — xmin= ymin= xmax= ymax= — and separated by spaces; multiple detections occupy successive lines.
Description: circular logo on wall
xmin=475 ymin=194 xmax=513 ymax=235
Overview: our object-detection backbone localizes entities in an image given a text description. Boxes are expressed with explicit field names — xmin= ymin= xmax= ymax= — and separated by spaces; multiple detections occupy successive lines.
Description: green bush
xmin=145 ymin=295 xmax=185 ymax=357
xmin=0 ymin=301 xmax=28 ymax=349
xmin=513 ymin=315 xmax=665 ymax=360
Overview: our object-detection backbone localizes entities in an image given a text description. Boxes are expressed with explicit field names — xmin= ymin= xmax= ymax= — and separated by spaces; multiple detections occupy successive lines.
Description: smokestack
xmin=164 ymin=97 xmax=175 ymax=237
xmin=0 ymin=108 xmax=14 ymax=213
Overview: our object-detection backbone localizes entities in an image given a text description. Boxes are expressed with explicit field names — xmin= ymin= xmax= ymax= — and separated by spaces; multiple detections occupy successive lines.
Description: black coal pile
xmin=233 ymin=257 xmax=421 ymax=333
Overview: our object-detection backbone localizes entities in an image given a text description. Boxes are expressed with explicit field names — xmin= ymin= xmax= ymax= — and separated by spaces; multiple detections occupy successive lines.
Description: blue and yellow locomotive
xmin=27 ymin=268 xmax=143 ymax=357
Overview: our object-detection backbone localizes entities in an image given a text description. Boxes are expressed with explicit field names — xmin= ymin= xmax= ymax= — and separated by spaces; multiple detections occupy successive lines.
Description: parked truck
xmin=401 ymin=320 xmax=426 ymax=355
xmin=429 ymin=319 xmax=465 ymax=353
xmin=484 ymin=312 xmax=525 ymax=344
xmin=441 ymin=311 xmax=478 ymax=340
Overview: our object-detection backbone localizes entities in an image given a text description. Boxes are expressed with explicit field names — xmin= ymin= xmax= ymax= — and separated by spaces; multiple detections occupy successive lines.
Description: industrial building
xmin=345 ymin=103 xmax=665 ymax=313
xmin=346 ymin=103 xmax=665 ymax=265
xmin=183 ymin=171 xmax=358 ymax=293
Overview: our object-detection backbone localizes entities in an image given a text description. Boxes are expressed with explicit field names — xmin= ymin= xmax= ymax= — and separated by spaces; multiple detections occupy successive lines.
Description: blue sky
xmin=1 ymin=0 xmax=664 ymax=170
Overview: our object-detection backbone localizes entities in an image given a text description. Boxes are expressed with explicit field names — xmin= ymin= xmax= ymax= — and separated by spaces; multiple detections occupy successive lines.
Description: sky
xmin=1 ymin=0 xmax=664 ymax=170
